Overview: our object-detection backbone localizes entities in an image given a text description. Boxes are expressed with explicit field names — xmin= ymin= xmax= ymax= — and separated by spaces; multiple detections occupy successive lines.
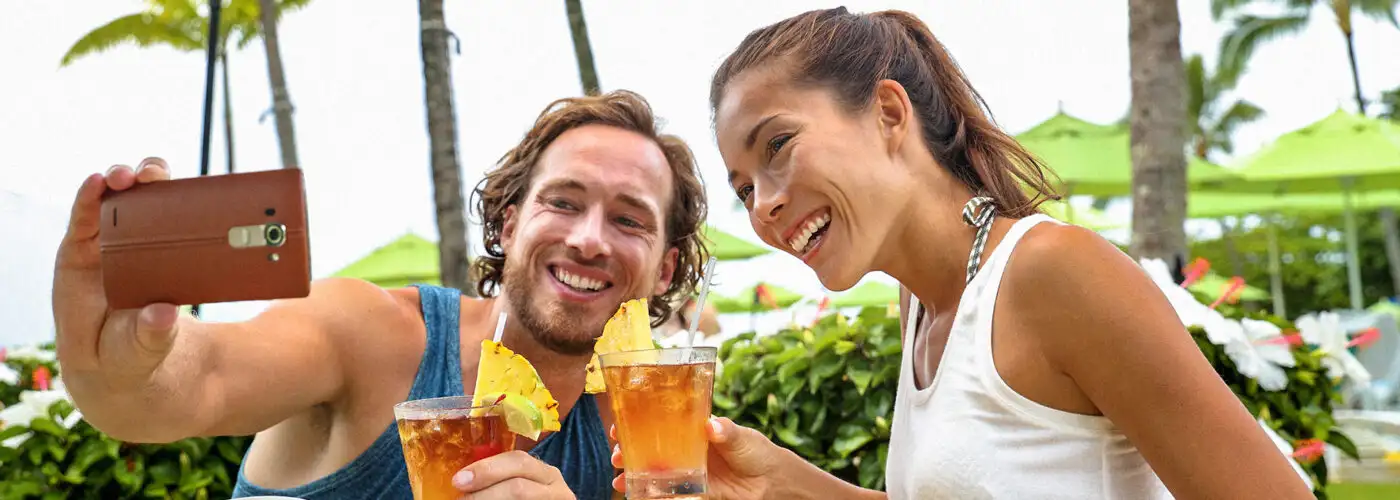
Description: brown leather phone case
xmin=99 ymin=169 xmax=312 ymax=310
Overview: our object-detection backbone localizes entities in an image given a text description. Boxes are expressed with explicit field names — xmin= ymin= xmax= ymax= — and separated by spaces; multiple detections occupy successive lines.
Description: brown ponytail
xmin=711 ymin=7 xmax=1061 ymax=217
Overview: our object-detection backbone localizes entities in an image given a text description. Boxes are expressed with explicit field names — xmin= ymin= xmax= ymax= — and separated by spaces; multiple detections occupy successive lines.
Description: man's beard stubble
xmin=502 ymin=260 xmax=603 ymax=356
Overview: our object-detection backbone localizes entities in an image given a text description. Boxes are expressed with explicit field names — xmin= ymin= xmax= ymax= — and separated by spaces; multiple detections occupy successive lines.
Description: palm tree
xmin=1382 ymin=84 xmax=1400 ymax=121
xmin=1184 ymin=54 xmax=1265 ymax=162
xmin=1127 ymin=0 xmax=1191 ymax=274
xmin=61 ymin=0 xmax=309 ymax=175
xmin=1213 ymin=0 xmax=1399 ymax=113
xmin=417 ymin=0 xmax=475 ymax=295
xmin=564 ymin=0 xmax=601 ymax=95
xmin=257 ymin=0 xmax=300 ymax=169
xmin=1186 ymin=53 xmax=1265 ymax=277
xmin=1214 ymin=0 xmax=1400 ymax=300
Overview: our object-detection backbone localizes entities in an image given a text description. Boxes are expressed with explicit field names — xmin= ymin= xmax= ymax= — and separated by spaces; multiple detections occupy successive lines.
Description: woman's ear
xmin=873 ymin=79 xmax=914 ymax=155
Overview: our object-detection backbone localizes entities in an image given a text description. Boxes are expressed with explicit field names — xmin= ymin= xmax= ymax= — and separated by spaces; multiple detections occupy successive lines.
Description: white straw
xmin=492 ymin=311 xmax=508 ymax=343
xmin=685 ymin=256 xmax=720 ymax=350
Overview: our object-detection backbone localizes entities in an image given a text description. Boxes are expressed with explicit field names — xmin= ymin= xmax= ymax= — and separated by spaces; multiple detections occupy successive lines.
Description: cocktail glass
xmin=393 ymin=395 xmax=516 ymax=500
xmin=600 ymin=346 xmax=718 ymax=499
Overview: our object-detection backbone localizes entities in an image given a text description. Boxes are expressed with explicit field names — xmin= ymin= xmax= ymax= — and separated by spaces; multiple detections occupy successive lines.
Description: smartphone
xmin=99 ymin=168 xmax=312 ymax=310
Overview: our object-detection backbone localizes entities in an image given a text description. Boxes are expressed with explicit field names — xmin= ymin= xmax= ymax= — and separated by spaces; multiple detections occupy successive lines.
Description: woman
xmin=613 ymin=7 xmax=1314 ymax=499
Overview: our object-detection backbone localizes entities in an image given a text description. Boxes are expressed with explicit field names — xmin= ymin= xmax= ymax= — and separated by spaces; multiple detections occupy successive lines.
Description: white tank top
xmin=884 ymin=214 xmax=1174 ymax=499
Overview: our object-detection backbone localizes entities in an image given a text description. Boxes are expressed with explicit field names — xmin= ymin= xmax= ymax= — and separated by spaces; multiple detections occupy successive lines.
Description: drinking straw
xmin=685 ymin=256 xmax=720 ymax=351
xmin=493 ymin=311 xmax=508 ymax=343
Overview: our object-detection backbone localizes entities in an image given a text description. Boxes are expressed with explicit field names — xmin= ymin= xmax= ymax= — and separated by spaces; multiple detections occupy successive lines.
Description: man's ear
xmin=653 ymin=246 xmax=679 ymax=297
xmin=501 ymin=205 xmax=519 ymax=249
xmin=873 ymin=79 xmax=913 ymax=155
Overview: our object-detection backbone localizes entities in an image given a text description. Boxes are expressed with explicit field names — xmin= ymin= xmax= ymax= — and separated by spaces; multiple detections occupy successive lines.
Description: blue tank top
xmin=231 ymin=284 xmax=614 ymax=499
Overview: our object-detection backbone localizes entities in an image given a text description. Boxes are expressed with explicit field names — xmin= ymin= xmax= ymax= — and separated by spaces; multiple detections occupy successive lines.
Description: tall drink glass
xmin=393 ymin=396 xmax=516 ymax=500
xmin=600 ymin=346 xmax=718 ymax=499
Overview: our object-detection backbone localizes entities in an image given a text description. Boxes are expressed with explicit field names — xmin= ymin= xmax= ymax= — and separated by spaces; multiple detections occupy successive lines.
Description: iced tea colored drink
xmin=601 ymin=347 xmax=717 ymax=499
xmin=393 ymin=396 xmax=516 ymax=500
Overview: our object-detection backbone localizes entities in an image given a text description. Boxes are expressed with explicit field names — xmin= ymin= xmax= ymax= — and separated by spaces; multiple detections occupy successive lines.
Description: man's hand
xmin=454 ymin=451 xmax=575 ymax=499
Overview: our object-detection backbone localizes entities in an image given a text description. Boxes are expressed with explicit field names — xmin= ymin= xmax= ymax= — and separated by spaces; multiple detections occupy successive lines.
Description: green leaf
xmin=833 ymin=340 xmax=857 ymax=355
xmin=713 ymin=392 xmax=737 ymax=411
xmin=832 ymin=424 xmax=874 ymax=458
xmin=28 ymin=417 xmax=68 ymax=438
xmin=848 ymin=367 xmax=874 ymax=396
xmin=149 ymin=460 xmax=180 ymax=486
xmin=1325 ymin=430 xmax=1360 ymax=460
xmin=0 ymin=425 xmax=30 ymax=441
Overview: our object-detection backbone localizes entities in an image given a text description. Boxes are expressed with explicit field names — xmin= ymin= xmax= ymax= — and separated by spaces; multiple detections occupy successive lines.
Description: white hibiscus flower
xmin=4 ymin=345 xmax=56 ymax=363
xmin=1223 ymin=319 xmax=1296 ymax=391
xmin=1140 ymin=258 xmax=1243 ymax=346
xmin=1297 ymin=312 xmax=1371 ymax=385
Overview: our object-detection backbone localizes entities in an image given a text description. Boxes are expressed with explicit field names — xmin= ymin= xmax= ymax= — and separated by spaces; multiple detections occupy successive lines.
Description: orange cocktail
xmin=601 ymin=347 xmax=717 ymax=499
xmin=393 ymin=396 xmax=516 ymax=500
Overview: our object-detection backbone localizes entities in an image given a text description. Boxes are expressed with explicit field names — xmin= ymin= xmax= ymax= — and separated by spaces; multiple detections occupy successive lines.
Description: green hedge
xmin=714 ymin=300 xmax=1360 ymax=498
xmin=0 ymin=346 xmax=251 ymax=499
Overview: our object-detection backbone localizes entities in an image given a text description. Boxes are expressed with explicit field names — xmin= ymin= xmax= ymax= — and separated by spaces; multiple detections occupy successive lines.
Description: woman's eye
xmin=766 ymin=134 xmax=792 ymax=158
xmin=736 ymin=185 xmax=753 ymax=203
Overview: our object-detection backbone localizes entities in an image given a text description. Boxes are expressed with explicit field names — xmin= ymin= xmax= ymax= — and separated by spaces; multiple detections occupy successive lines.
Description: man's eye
xmin=548 ymin=199 xmax=577 ymax=211
xmin=616 ymin=216 xmax=643 ymax=228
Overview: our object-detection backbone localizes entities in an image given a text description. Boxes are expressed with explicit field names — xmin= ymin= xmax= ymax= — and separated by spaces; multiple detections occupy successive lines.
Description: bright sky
xmin=3 ymin=0 xmax=1398 ymax=345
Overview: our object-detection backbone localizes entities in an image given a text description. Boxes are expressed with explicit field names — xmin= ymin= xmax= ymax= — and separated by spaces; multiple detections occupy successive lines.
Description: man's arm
xmin=79 ymin=277 xmax=401 ymax=442
xmin=1001 ymin=225 xmax=1313 ymax=499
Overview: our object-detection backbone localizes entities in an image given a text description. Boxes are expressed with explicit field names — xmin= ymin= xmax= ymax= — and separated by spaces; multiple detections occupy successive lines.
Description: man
xmin=51 ymin=90 xmax=709 ymax=500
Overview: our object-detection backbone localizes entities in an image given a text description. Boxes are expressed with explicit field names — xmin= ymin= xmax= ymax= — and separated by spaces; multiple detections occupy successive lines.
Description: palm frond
xmin=1211 ymin=0 xmax=1258 ymax=20
xmin=1211 ymin=100 xmax=1267 ymax=139
xmin=1355 ymin=0 xmax=1400 ymax=28
xmin=1185 ymin=54 xmax=1207 ymax=129
xmin=229 ymin=0 xmax=315 ymax=50
xmin=60 ymin=13 xmax=202 ymax=66
xmin=1215 ymin=13 xmax=1311 ymax=88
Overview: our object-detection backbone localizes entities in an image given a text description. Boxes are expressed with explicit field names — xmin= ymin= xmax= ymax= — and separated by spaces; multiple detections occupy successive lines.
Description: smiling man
xmin=50 ymin=90 xmax=709 ymax=500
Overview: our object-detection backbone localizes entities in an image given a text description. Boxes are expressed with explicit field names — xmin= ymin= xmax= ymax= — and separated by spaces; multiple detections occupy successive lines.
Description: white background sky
xmin=3 ymin=0 xmax=1398 ymax=345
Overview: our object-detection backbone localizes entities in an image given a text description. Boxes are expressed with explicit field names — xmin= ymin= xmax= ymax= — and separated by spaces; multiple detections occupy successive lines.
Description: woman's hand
xmin=611 ymin=416 xmax=780 ymax=500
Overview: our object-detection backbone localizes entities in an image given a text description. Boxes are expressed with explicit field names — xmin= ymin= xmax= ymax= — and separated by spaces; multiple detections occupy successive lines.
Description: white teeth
xmin=553 ymin=268 xmax=605 ymax=291
xmin=787 ymin=213 xmax=831 ymax=254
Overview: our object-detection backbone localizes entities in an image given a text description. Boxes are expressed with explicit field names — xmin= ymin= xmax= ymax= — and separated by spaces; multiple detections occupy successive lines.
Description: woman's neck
xmin=878 ymin=183 xmax=980 ymax=316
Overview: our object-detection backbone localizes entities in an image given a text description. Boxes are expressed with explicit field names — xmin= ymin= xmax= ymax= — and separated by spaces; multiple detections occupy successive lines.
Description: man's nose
xmin=565 ymin=207 xmax=611 ymax=259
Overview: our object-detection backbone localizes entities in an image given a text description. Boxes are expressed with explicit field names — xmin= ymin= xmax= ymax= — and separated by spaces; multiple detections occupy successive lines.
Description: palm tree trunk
xmin=1343 ymin=30 xmax=1366 ymax=114
xmin=1380 ymin=208 xmax=1400 ymax=299
xmin=1127 ymin=0 xmax=1189 ymax=270
xmin=221 ymin=51 xmax=236 ymax=174
xmin=565 ymin=0 xmax=601 ymax=95
xmin=259 ymin=0 xmax=300 ymax=169
xmin=419 ymin=0 xmax=475 ymax=296
xmin=1219 ymin=218 xmax=1245 ymax=277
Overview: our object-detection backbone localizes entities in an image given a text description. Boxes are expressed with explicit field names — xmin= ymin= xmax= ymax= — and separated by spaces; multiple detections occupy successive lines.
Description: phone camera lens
xmin=264 ymin=224 xmax=286 ymax=247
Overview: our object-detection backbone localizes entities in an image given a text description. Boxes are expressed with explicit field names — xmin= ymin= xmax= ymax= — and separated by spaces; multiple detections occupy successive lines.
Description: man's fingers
xmin=611 ymin=443 xmax=623 ymax=468
xmin=613 ymin=473 xmax=626 ymax=493
xmin=609 ymin=424 xmax=617 ymax=441
xmin=62 ymin=173 xmax=108 ymax=242
xmin=135 ymin=157 xmax=170 ymax=183
xmin=105 ymin=164 xmax=137 ymax=191
xmin=454 ymin=450 xmax=558 ymax=493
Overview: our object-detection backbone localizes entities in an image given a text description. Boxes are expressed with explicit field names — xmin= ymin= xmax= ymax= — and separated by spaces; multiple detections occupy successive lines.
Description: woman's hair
xmin=710 ymin=7 xmax=1060 ymax=216
xmin=469 ymin=90 xmax=710 ymax=327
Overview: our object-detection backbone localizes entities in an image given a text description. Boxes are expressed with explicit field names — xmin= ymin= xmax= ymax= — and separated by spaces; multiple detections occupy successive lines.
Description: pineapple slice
xmin=472 ymin=339 xmax=561 ymax=433
xmin=585 ymin=298 xmax=656 ymax=393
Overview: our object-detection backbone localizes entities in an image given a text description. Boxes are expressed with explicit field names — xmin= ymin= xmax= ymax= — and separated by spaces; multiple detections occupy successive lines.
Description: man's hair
xmin=469 ymin=90 xmax=710 ymax=327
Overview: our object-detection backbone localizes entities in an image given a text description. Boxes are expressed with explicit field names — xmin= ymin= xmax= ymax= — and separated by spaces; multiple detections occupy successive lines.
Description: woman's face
xmin=715 ymin=68 xmax=919 ymax=291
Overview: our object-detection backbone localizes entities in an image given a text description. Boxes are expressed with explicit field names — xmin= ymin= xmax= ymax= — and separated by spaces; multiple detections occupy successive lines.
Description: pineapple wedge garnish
xmin=585 ymin=298 xmax=656 ymax=393
xmin=472 ymin=339 xmax=562 ymax=433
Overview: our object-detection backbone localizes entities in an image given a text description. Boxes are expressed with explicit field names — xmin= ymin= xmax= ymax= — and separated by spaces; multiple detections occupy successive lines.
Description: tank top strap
xmin=528 ymin=393 xmax=613 ymax=500
xmin=408 ymin=284 xmax=465 ymax=399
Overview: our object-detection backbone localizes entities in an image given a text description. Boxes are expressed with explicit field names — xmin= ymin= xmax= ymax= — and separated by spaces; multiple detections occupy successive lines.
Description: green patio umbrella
xmin=1014 ymin=111 xmax=1243 ymax=198
xmin=332 ymin=233 xmax=441 ymax=288
xmin=1201 ymin=109 xmax=1400 ymax=311
xmin=828 ymin=281 xmax=900 ymax=309
xmin=710 ymin=282 xmax=803 ymax=313
xmin=702 ymin=224 xmax=771 ymax=261
xmin=1039 ymin=200 xmax=1123 ymax=231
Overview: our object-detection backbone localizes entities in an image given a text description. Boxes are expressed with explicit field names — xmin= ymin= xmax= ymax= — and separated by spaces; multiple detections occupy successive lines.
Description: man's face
xmin=500 ymin=124 xmax=679 ymax=355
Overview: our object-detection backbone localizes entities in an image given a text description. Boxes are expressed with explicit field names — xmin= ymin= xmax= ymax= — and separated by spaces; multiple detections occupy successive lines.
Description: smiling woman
xmin=605 ymin=7 xmax=1320 ymax=500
